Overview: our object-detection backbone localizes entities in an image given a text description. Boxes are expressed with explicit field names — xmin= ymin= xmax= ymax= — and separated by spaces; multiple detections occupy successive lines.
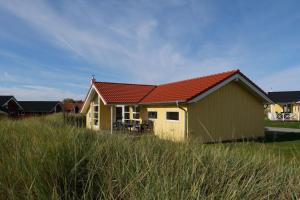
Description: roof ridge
xmin=157 ymin=69 xmax=240 ymax=87
xmin=138 ymin=86 xmax=158 ymax=103
xmin=94 ymin=81 xmax=156 ymax=87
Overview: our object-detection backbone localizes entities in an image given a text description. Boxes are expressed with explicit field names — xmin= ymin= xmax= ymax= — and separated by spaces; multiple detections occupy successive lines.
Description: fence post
xmin=282 ymin=113 xmax=285 ymax=121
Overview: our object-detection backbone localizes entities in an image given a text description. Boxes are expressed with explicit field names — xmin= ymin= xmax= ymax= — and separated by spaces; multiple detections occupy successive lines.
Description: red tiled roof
xmin=93 ymin=82 xmax=156 ymax=104
xmin=64 ymin=102 xmax=83 ymax=111
xmin=141 ymin=70 xmax=240 ymax=103
xmin=92 ymin=70 xmax=240 ymax=104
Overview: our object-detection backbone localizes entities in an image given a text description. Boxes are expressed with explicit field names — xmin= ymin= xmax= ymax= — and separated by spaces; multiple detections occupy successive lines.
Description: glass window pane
xmin=124 ymin=113 xmax=130 ymax=119
xmin=148 ymin=111 xmax=157 ymax=119
xmin=166 ymin=112 xmax=179 ymax=120
xmin=124 ymin=106 xmax=129 ymax=112
xmin=133 ymin=113 xmax=140 ymax=119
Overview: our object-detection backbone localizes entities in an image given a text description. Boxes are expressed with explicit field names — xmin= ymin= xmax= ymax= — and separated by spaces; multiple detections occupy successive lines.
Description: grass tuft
xmin=0 ymin=115 xmax=300 ymax=199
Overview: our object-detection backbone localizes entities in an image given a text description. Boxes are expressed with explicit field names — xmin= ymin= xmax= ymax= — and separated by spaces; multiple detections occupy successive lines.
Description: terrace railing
xmin=268 ymin=112 xmax=300 ymax=121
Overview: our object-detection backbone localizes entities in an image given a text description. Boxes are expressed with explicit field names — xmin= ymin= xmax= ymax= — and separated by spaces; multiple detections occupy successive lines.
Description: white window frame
xmin=115 ymin=105 xmax=125 ymax=122
xmin=92 ymin=103 xmax=99 ymax=128
xmin=166 ymin=111 xmax=180 ymax=122
xmin=132 ymin=106 xmax=140 ymax=121
xmin=124 ymin=105 xmax=130 ymax=121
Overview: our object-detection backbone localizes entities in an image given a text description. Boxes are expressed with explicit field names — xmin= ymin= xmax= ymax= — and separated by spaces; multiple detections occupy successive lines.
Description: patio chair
xmin=142 ymin=120 xmax=153 ymax=133
xmin=124 ymin=120 xmax=133 ymax=132
xmin=113 ymin=121 xmax=123 ymax=131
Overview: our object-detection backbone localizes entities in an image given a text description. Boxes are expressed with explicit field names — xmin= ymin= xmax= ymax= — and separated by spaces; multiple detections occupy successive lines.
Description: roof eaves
xmin=138 ymin=100 xmax=186 ymax=105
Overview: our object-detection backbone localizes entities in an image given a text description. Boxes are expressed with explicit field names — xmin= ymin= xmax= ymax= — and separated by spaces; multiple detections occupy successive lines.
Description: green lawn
xmin=0 ymin=115 xmax=300 ymax=199
xmin=265 ymin=119 xmax=300 ymax=129
xmin=225 ymin=140 xmax=300 ymax=160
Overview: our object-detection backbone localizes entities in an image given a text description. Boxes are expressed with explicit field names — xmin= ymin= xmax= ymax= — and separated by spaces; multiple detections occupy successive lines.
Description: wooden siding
xmin=292 ymin=104 xmax=300 ymax=114
xmin=187 ymin=81 xmax=264 ymax=143
xmin=99 ymin=99 xmax=111 ymax=130
xmin=142 ymin=105 xmax=186 ymax=141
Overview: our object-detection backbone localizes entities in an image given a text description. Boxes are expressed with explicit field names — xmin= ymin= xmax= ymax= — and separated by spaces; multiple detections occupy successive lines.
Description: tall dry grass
xmin=0 ymin=115 xmax=299 ymax=199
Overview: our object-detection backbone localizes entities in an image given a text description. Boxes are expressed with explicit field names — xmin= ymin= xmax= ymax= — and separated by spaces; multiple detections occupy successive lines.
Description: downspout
xmin=176 ymin=101 xmax=188 ymax=139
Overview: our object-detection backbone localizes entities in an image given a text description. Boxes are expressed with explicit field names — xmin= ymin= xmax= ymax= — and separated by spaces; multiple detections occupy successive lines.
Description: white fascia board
xmin=3 ymin=97 xmax=23 ymax=110
xmin=80 ymin=85 xmax=107 ymax=114
xmin=238 ymin=75 xmax=273 ymax=104
xmin=92 ymin=85 xmax=107 ymax=105
xmin=188 ymin=74 xmax=273 ymax=104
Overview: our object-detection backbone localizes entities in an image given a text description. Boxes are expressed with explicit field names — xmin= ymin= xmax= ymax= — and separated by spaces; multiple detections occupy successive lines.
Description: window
xmin=124 ymin=106 xmax=130 ymax=121
xmin=93 ymin=104 xmax=99 ymax=126
xmin=283 ymin=104 xmax=292 ymax=113
xmin=124 ymin=113 xmax=130 ymax=120
xmin=166 ymin=112 xmax=179 ymax=121
xmin=133 ymin=106 xmax=140 ymax=120
xmin=148 ymin=111 xmax=157 ymax=119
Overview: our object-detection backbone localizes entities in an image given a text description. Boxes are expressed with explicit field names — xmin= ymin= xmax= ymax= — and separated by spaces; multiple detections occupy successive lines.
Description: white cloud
xmin=0 ymin=85 xmax=82 ymax=101
xmin=258 ymin=66 xmax=300 ymax=92
xmin=0 ymin=0 xmax=240 ymax=84
xmin=0 ymin=72 xmax=17 ymax=82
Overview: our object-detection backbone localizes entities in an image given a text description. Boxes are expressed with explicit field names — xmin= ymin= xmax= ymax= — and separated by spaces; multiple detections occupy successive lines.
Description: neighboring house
xmin=81 ymin=70 xmax=272 ymax=142
xmin=267 ymin=91 xmax=300 ymax=121
xmin=63 ymin=101 xmax=83 ymax=113
xmin=18 ymin=101 xmax=63 ymax=116
xmin=0 ymin=96 xmax=23 ymax=117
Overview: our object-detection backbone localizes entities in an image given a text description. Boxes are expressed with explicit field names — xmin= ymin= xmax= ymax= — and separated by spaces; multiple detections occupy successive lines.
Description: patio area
xmin=112 ymin=120 xmax=154 ymax=134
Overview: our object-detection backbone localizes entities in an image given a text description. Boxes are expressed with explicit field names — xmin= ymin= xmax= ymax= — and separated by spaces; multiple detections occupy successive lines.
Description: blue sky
xmin=0 ymin=0 xmax=299 ymax=100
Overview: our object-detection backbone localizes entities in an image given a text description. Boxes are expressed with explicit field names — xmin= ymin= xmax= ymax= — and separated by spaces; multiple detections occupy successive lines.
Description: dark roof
xmin=18 ymin=101 xmax=62 ymax=113
xmin=268 ymin=91 xmax=300 ymax=103
xmin=0 ymin=96 xmax=23 ymax=112
xmin=0 ymin=96 xmax=14 ymax=106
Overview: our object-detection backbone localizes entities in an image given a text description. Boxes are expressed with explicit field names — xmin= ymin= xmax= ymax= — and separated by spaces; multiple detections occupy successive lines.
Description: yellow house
xmin=81 ymin=70 xmax=272 ymax=143
xmin=267 ymin=91 xmax=300 ymax=121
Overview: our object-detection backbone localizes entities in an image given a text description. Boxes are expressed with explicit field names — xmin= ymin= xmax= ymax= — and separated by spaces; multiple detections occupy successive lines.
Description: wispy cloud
xmin=258 ymin=66 xmax=300 ymax=92
xmin=0 ymin=0 xmax=239 ymax=83
xmin=0 ymin=85 xmax=82 ymax=101
xmin=0 ymin=0 xmax=299 ymax=101
xmin=0 ymin=72 xmax=17 ymax=82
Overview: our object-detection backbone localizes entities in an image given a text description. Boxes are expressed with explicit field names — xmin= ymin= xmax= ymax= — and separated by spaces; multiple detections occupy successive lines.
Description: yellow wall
xmin=142 ymin=105 xmax=186 ymax=141
xmin=270 ymin=103 xmax=300 ymax=115
xmin=100 ymin=99 xmax=111 ymax=130
xmin=188 ymin=82 xmax=264 ymax=143
xmin=293 ymin=104 xmax=300 ymax=120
